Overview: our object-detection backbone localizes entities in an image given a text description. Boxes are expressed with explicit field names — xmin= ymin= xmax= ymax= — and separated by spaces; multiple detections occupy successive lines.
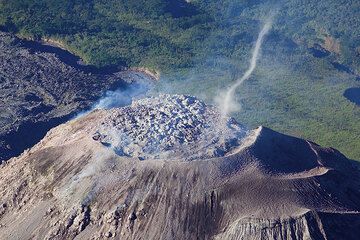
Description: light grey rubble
xmin=94 ymin=94 xmax=248 ymax=160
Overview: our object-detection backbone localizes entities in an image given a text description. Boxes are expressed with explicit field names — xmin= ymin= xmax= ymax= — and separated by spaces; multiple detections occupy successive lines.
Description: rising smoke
xmin=95 ymin=81 xmax=150 ymax=109
xmin=65 ymin=78 xmax=153 ymax=202
xmin=74 ymin=80 xmax=152 ymax=119
xmin=65 ymin=13 xmax=275 ymax=203
xmin=217 ymin=15 xmax=274 ymax=118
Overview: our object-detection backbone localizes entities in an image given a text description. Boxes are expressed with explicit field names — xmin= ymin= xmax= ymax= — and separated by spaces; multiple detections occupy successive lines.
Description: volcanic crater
xmin=0 ymin=94 xmax=359 ymax=240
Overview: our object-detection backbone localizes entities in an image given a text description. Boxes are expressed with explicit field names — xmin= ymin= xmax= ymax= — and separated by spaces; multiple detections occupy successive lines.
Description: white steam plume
xmin=218 ymin=16 xmax=274 ymax=117
xmin=73 ymin=80 xmax=152 ymax=119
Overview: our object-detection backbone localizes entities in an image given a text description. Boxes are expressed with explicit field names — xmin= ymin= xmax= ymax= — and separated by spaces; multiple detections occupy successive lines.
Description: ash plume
xmin=217 ymin=15 xmax=274 ymax=117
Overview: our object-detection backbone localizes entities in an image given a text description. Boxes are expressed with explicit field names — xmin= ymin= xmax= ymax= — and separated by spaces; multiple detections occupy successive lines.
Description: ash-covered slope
xmin=0 ymin=95 xmax=359 ymax=240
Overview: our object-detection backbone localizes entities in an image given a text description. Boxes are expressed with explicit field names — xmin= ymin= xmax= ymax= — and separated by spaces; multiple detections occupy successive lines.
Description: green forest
xmin=1 ymin=0 xmax=359 ymax=71
xmin=0 ymin=0 xmax=359 ymax=160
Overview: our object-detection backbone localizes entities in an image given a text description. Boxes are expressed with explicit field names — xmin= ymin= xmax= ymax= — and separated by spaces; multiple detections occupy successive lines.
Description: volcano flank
xmin=0 ymin=95 xmax=359 ymax=239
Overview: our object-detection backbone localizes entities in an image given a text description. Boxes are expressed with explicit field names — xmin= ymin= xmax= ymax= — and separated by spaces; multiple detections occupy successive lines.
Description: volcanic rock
xmin=0 ymin=95 xmax=359 ymax=239
xmin=0 ymin=31 xmax=153 ymax=162
xmin=94 ymin=94 xmax=247 ymax=160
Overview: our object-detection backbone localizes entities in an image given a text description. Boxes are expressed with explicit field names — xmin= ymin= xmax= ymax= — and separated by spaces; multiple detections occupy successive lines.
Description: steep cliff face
xmin=0 ymin=95 xmax=359 ymax=239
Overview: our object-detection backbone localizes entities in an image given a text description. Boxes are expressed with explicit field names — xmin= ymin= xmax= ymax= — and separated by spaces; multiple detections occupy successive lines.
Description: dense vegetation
xmin=0 ymin=0 xmax=211 ymax=69
xmin=2 ymin=0 xmax=359 ymax=71
xmin=0 ymin=0 xmax=359 ymax=159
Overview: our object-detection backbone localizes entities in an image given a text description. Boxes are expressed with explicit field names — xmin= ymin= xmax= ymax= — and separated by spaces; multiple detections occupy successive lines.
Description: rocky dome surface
xmin=0 ymin=94 xmax=359 ymax=240
xmin=93 ymin=94 xmax=247 ymax=160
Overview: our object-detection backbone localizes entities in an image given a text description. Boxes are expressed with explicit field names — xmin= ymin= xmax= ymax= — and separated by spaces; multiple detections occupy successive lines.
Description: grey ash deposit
xmin=93 ymin=94 xmax=248 ymax=160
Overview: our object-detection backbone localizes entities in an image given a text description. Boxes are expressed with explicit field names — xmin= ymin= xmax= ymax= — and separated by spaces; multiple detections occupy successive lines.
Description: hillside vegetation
xmin=0 ymin=0 xmax=359 ymax=159
xmin=1 ymin=0 xmax=359 ymax=71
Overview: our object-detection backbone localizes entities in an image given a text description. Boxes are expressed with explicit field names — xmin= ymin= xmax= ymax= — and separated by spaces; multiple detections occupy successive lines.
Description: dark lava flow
xmin=0 ymin=36 xmax=148 ymax=162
